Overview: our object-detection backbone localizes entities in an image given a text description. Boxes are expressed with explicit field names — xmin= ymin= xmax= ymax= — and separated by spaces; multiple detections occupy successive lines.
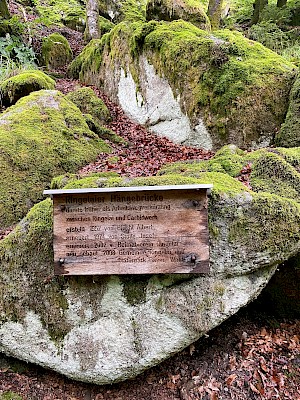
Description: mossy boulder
xmin=66 ymin=87 xmax=126 ymax=143
xmin=98 ymin=0 xmax=147 ymax=24
xmin=160 ymin=145 xmax=300 ymax=202
xmin=0 ymin=70 xmax=55 ymax=106
xmin=146 ymin=0 xmax=210 ymax=30
xmin=0 ymin=160 xmax=299 ymax=384
xmin=275 ymin=73 xmax=300 ymax=148
xmin=0 ymin=89 xmax=110 ymax=229
xmin=66 ymin=87 xmax=111 ymax=124
xmin=69 ymin=20 xmax=296 ymax=150
xmin=62 ymin=11 xmax=86 ymax=32
xmin=41 ymin=33 xmax=73 ymax=70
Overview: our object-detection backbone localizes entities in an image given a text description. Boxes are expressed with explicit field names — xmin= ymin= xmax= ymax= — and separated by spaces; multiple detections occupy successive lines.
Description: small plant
xmin=0 ymin=34 xmax=37 ymax=81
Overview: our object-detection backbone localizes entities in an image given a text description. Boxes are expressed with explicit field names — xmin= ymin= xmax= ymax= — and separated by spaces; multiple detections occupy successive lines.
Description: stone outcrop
xmin=0 ymin=70 xmax=55 ymax=106
xmin=146 ymin=0 xmax=210 ymax=30
xmin=69 ymin=20 xmax=296 ymax=150
xmin=41 ymin=33 xmax=73 ymax=70
xmin=275 ymin=72 xmax=300 ymax=148
xmin=0 ymin=146 xmax=299 ymax=384
xmin=0 ymin=89 xmax=110 ymax=229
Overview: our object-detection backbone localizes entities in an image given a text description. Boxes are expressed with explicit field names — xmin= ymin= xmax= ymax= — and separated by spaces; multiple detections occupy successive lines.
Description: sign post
xmin=44 ymin=184 xmax=213 ymax=275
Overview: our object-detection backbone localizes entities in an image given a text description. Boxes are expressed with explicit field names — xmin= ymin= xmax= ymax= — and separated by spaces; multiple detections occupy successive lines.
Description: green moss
xmin=33 ymin=0 xmax=85 ymax=28
xmin=72 ymin=18 xmax=297 ymax=148
xmin=0 ymin=70 xmax=55 ymax=106
xmin=0 ymin=15 xmax=24 ymax=36
xmin=0 ymin=392 xmax=23 ymax=400
xmin=63 ymin=172 xmax=120 ymax=189
xmin=121 ymin=275 xmax=148 ymax=305
xmin=146 ymin=0 xmax=210 ymax=30
xmin=0 ymin=90 xmax=110 ymax=228
xmin=249 ymin=151 xmax=300 ymax=201
xmin=62 ymin=10 xmax=86 ymax=32
xmin=160 ymin=146 xmax=300 ymax=201
xmin=84 ymin=114 xmax=127 ymax=144
xmin=50 ymin=173 xmax=77 ymax=189
xmin=0 ymin=199 xmax=70 ymax=341
xmin=66 ymin=87 xmax=110 ymax=123
xmin=228 ymin=192 xmax=300 ymax=255
xmin=275 ymin=73 xmax=300 ymax=147
xmin=68 ymin=39 xmax=104 ymax=80
xmin=41 ymin=33 xmax=73 ymax=69
xmin=98 ymin=16 xmax=115 ymax=35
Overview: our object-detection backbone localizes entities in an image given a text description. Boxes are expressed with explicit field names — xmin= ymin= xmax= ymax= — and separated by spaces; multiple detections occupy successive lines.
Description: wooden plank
xmin=49 ymin=187 xmax=211 ymax=275
xmin=44 ymin=184 xmax=213 ymax=195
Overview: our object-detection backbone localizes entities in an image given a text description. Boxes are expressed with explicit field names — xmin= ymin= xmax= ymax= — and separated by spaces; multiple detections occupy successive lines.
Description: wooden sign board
xmin=44 ymin=184 xmax=212 ymax=275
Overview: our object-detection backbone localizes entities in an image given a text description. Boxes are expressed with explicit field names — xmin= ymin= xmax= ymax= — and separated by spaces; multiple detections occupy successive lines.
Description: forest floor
xmin=0 ymin=76 xmax=299 ymax=400
xmin=1 ymin=3 xmax=299 ymax=399
xmin=0 ymin=299 xmax=299 ymax=400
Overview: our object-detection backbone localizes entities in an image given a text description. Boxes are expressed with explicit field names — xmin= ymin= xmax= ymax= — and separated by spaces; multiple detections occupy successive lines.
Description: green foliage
xmin=0 ymin=15 xmax=23 ymax=36
xmin=0 ymin=392 xmax=23 ymax=400
xmin=0 ymin=34 xmax=36 ymax=80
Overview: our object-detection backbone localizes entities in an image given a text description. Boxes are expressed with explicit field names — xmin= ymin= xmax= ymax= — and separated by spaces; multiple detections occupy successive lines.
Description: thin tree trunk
xmin=251 ymin=0 xmax=268 ymax=25
xmin=0 ymin=0 xmax=10 ymax=19
xmin=208 ymin=0 xmax=224 ymax=30
xmin=277 ymin=0 xmax=287 ymax=7
xmin=84 ymin=0 xmax=100 ymax=41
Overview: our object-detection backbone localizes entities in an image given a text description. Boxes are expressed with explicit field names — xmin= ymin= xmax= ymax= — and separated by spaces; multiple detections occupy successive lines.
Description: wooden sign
xmin=44 ymin=184 xmax=212 ymax=275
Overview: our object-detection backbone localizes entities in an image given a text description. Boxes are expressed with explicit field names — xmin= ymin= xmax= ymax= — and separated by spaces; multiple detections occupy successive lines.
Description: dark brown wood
xmin=48 ymin=187 xmax=211 ymax=275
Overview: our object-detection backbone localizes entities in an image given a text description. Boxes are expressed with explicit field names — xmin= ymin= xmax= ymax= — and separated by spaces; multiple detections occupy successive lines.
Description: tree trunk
xmin=84 ymin=0 xmax=100 ymax=41
xmin=0 ymin=0 xmax=10 ymax=19
xmin=208 ymin=0 xmax=224 ymax=30
xmin=251 ymin=0 xmax=268 ymax=25
xmin=277 ymin=0 xmax=287 ymax=7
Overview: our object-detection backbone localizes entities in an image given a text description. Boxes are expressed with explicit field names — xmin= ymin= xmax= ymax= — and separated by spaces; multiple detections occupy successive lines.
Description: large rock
xmin=69 ymin=20 xmax=297 ymax=150
xmin=0 ymin=90 xmax=110 ymax=229
xmin=0 ymin=147 xmax=299 ymax=384
xmin=0 ymin=70 xmax=55 ymax=106
xmin=146 ymin=0 xmax=210 ymax=30
xmin=275 ymin=72 xmax=300 ymax=147
xmin=41 ymin=33 xmax=73 ymax=70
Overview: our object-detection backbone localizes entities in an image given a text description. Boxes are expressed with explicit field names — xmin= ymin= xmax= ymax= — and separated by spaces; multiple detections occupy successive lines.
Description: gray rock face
xmin=0 ymin=173 xmax=299 ymax=384
xmin=117 ymin=57 xmax=213 ymax=149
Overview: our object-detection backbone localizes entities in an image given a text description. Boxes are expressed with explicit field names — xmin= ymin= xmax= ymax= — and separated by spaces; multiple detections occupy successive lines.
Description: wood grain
xmin=51 ymin=188 xmax=210 ymax=275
